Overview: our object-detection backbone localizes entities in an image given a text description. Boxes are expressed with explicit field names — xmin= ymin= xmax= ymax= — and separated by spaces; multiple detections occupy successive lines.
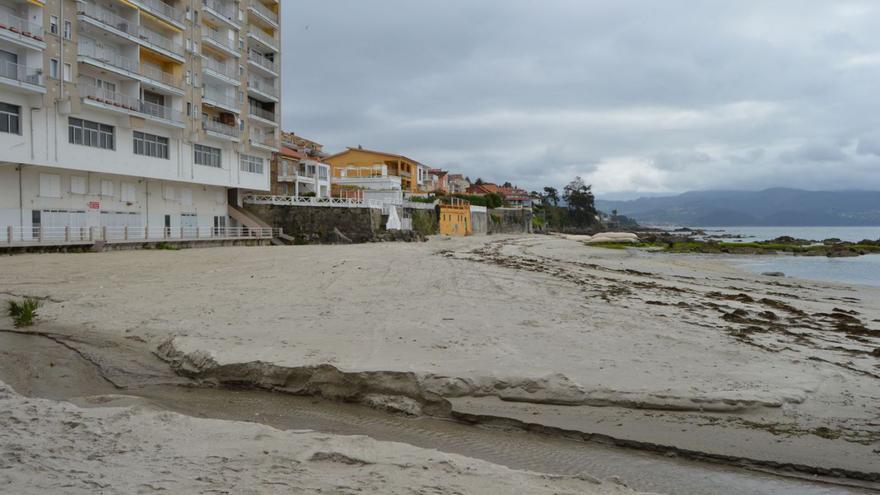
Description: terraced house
xmin=0 ymin=0 xmax=280 ymax=242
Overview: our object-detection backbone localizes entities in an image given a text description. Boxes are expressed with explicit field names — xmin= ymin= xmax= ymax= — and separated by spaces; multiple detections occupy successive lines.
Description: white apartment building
xmin=0 ymin=0 xmax=280 ymax=237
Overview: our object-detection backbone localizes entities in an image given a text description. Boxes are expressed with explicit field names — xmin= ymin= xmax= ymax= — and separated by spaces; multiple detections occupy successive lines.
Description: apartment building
xmin=271 ymin=132 xmax=330 ymax=198
xmin=0 ymin=0 xmax=280 ymax=237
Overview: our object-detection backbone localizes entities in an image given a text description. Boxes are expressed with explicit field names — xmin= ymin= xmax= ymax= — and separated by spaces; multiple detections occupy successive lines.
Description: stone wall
xmin=488 ymin=208 xmax=532 ymax=235
xmin=470 ymin=210 xmax=489 ymax=235
xmin=246 ymin=204 xmax=383 ymax=244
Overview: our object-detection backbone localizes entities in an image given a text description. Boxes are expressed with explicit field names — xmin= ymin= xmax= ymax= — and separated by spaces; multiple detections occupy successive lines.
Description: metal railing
xmin=78 ymin=3 xmax=183 ymax=56
xmin=0 ymin=9 xmax=44 ymax=41
xmin=130 ymin=0 xmax=182 ymax=25
xmin=244 ymin=195 xmax=384 ymax=210
xmin=248 ymin=105 xmax=276 ymax=122
xmin=0 ymin=60 xmax=43 ymax=86
xmin=247 ymin=27 xmax=277 ymax=50
xmin=202 ymin=117 xmax=240 ymax=137
xmin=201 ymin=26 xmax=238 ymax=51
xmin=248 ymin=1 xmax=278 ymax=25
xmin=80 ymin=83 xmax=183 ymax=122
xmin=202 ymin=56 xmax=238 ymax=79
xmin=250 ymin=128 xmax=277 ymax=147
xmin=78 ymin=40 xmax=180 ymax=88
xmin=247 ymin=49 xmax=278 ymax=73
xmin=202 ymin=0 xmax=238 ymax=24
xmin=247 ymin=75 xmax=278 ymax=97
xmin=1 ymin=225 xmax=280 ymax=245
xmin=202 ymin=88 xmax=240 ymax=110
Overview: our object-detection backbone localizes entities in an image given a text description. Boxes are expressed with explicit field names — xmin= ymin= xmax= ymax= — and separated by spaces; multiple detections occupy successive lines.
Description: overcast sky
xmin=281 ymin=1 xmax=880 ymax=197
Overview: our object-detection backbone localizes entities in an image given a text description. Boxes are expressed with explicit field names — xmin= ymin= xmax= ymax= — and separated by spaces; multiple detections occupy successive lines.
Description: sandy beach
xmin=1 ymin=234 xmax=878 ymax=490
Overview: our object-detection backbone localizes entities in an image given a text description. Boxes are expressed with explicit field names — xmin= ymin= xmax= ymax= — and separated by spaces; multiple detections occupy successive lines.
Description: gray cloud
xmin=282 ymin=0 xmax=880 ymax=194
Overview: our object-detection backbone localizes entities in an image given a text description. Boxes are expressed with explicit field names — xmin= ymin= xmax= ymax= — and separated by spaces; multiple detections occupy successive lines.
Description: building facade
xmin=0 ymin=0 xmax=280 ymax=236
xmin=324 ymin=147 xmax=429 ymax=196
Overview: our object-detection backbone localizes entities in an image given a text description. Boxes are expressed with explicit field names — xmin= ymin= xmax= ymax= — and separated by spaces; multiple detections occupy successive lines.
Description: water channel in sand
xmin=0 ymin=330 xmax=873 ymax=495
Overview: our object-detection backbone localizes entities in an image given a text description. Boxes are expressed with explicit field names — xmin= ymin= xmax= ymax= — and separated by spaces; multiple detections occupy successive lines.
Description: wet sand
xmin=1 ymin=234 xmax=878 ymax=486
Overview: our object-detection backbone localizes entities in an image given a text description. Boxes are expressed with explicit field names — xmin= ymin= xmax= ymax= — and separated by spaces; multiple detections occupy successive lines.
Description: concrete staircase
xmin=228 ymin=205 xmax=293 ymax=245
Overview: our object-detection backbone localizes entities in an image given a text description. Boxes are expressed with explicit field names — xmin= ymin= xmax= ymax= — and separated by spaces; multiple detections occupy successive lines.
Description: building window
xmin=121 ymin=182 xmax=136 ymax=203
xmin=63 ymin=21 xmax=72 ymax=40
xmin=0 ymin=102 xmax=20 ymax=135
xmin=63 ymin=63 xmax=71 ymax=82
xmin=194 ymin=144 xmax=221 ymax=168
xmin=49 ymin=16 xmax=58 ymax=35
xmin=239 ymin=154 xmax=263 ymax=174
xmin=100 ymin=180 xmax=114 ymax=198
xmin=133 ymin=131 xmax=169 ymax=159
xmin=39 ymin=173 xmax=61 ymax=198
xmin=68 ymin=118 xmax=114 ymax=150
xmin=70 ymin=176 xmax=87 ymax=194
xmin=49 ymin=59 xmax=59 ymax=79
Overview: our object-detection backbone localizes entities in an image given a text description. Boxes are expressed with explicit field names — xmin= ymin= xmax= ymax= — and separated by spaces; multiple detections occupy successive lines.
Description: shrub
xmin=411 ymin=210 xmax=438 ymax=236
xmin=7 ymin=297 xmax=41 ymax=328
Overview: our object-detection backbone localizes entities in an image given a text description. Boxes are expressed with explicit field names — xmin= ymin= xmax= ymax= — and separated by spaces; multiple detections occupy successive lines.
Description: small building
xmin=427 ymin=169 xmax=449 ymax=194
xmin=439 ymin=199 xmax=472 ymax=236
xmin=447 ymin=174 xmax=471 ymax=194
xmin=324 ymin=147 xmax=430 ymax=195
xmin=271 ymin=133 xmax=331 ymax=198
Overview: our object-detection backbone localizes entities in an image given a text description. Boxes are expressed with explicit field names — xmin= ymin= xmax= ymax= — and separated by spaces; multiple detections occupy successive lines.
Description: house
xmin=466 ymin=182 xmax=532 ymax=208
xmin=439 ymin=198 xmax=471 ymax=236
xmin=447 ymin=174 xmax=471 ymax=194
xmin=271 ymin=142 xmax=330 ymax=198
xmin=0 ymin=0 xmax=282 ymax=239
xmin=427 ymin=169 xmax=449 ymax=194
xmin=466 ymin=183 xmax=500 ymax=195
xmin=324 ymin=147 xmax=430 ymax=195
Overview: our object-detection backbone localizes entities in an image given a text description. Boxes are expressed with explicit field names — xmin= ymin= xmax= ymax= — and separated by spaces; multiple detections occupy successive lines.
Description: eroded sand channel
xmin=0 ymin=330 xmax=875 ymax=495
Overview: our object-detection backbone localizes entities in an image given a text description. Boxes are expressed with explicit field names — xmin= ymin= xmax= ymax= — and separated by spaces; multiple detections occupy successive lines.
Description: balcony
xmin=247 ymin=49 xmax=278 ymax=76
xmin=78 ymin=41 xmax=183 ymax=95
xmin=0 ymin=60 xmax=45 ymax=94
xmin=0 ymin=9 xmax=46 ymax=50
xmin=249 ymin=128 xmax=277 ymax=151
xmin=202 ymin=88 xmax=240 ymax=113
xmin=248 ymin=1 xmax=278 ymax=28
xmin=201 ymin=26 xmax=239 ymax=58
xmin=77 ymin=3 xmax=184 ymax=61
xmin=129 ymin=0 xmax=185 ymax=30
xmin=202 ymin=0 xmax=239 ymax=29
xmin=79 ymin=83 xmax=184 ymax=127
xmin=247 ymin=105 xmax=277 ymax=126
xmin=247 ymin=27 xmax=278 ymax=53
xmin=202 ymin=117 xmax=240 ymax=141
xmin=246 ymin=75 xmax=278 ymax=102
xmin=201 ymin=56 xmax=239 ymax=85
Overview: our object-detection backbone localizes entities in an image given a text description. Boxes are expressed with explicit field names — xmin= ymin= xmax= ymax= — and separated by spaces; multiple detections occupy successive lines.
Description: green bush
xmin=411 ymin=210 xmax=438 ymax=236
xmin=7 ymin=297 xmax=41 ymax=328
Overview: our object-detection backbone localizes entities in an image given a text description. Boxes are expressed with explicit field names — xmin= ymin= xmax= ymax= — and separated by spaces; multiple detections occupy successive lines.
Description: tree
xmin=562 ymin=177 xmax=597 ymax=227
xmin=542 ymin=186 xmax=559 ymax=207
xmin=475 ymin=177 xmax=484 ymax=185
xmin=502 ymin=181 xmax=513 ymax=188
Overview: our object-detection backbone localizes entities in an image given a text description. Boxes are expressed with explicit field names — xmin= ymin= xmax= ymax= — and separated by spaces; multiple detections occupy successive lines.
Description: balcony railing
xmin=247 ymin=27 xmax=277 ymax=50
xmin=247 ymin=75 xmax=278 ymax=97
xmin=250 ymin=128 xmax=277 ymax=148
xmin=79 ymin=41 xmax=180 ymax=88
xmin=248 ymin=105 xmax=276 ymax=122
xmin=247 ymin=49 xmax=278 ymax=73
xmin=202 ymin=117 xmax=240 ymax=138
xmin=202 ymin=56 xmax=238 ymax=80
xmin=202 ymin=0 xmax=238 ymax=25
xmin=248 ymin=1 xmax=278 ymax=25
xmin=0 ymin=60 xmax=43 ymax=86
xmin=0 ymin=9 xmax=44 ymax=42
xmin=201 ymin=26 xmax=238 ymax=52
xmin=80 ymin=83 xmax=183 ymax=122
xmin=131 ymin=0 xmax=182 ymax=25
xmin=203 ymin=88 xmax=239 ymax=110
xmin=77 ymin=3 xmax=182 ymax=56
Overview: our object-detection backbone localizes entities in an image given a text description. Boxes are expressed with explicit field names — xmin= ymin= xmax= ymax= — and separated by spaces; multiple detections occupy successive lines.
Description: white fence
xmin=1 ymin=226 xmax=280 ymax=245
xmin=244 ymin=195 xmax=385 ymax=209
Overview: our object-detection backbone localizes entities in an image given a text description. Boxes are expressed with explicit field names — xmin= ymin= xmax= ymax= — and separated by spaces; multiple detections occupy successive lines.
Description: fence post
xmin=89 ymin=226 xmax=94 ymax=242
xmin=38 ymin=225 xmax=44 ymax=243
xmin=124 ymin=225 xmax=129 ymax=241
xmin=196 ymin=226 xmax=200 ymax=239
xmin=180 ymin=226 xmax=184 ymax=239
xmin=145 ymin=225 xmax=149 ymax=240
xmin=102 ymin=226 xmax=107 ymax=241
xmin=7 ymin=225 xmax=13 ymax=244
xmin=65 ymin=226 xmax=70 ymax=242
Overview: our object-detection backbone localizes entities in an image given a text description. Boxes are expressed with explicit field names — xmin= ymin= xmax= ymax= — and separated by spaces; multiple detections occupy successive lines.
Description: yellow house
xmin=439 ymin=200 xmax=472 ymax=236
xmin=324 ymin=147 xmax=430 ymax=194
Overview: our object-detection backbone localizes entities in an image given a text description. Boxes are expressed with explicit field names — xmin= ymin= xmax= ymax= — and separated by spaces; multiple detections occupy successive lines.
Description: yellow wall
xmin=325 ymin=149 xmax=422 ymax=193
xmin=439 ymin=204 xmax=471 ymax=236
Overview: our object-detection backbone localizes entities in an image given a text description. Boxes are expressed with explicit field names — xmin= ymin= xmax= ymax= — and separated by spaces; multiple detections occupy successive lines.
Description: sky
xmin=281 ymin=1 xmax=880 ymax=197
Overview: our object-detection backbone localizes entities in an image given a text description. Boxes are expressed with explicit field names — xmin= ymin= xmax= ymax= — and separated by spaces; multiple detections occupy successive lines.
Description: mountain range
xmin=595 ymin=188 xmax=880 ymax=226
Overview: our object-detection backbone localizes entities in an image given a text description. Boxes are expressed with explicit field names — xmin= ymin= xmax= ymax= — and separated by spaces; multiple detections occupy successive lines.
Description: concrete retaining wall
xmin=488 ymin=208 xmax=532 ymax=235
xmin=246 ymin=204 xmax=383 ymax=244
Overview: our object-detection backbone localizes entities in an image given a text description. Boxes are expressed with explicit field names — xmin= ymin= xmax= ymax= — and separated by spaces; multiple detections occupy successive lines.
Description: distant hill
xmin=595 ymin=188 xmax=880 ymax=226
